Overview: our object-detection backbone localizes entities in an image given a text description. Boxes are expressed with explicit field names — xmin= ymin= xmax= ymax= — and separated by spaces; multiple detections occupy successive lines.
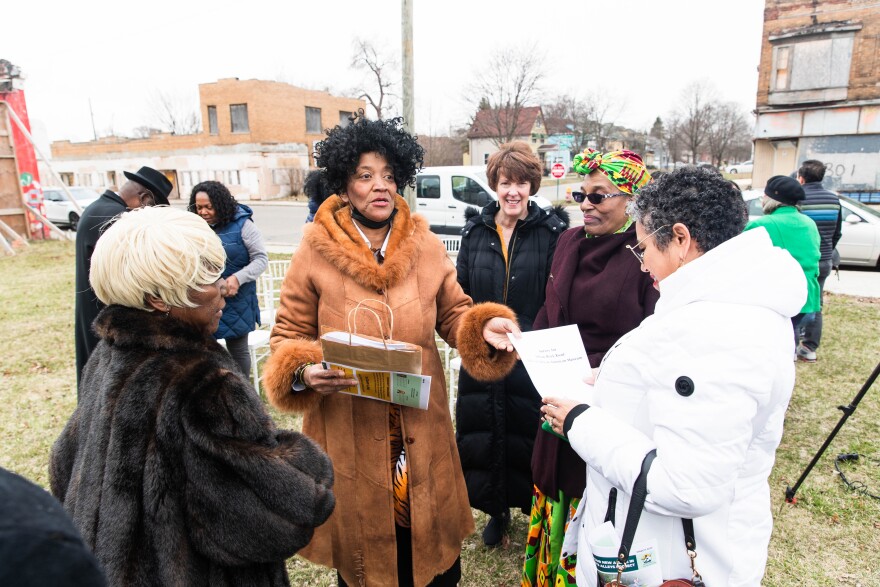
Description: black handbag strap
xmin=617 ymin=449 xmax=656 ymax=563
xmin=604 ymin=487 xmax=618 ymax=525
xmin=616 ymin=450 xmax=698 ymax=566
xmin=683 ymin=517 xmax=697 ymax=551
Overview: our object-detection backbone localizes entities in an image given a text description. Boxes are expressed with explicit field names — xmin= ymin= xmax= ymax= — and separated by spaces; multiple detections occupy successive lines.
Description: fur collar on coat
xmin=51 ymin=305 xmax=336 ymax=587
xmin=307 ymin=194 xmax=425 ymax=292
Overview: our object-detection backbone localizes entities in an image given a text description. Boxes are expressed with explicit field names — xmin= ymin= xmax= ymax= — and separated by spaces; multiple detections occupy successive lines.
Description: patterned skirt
xmin=521 ymin=486 xmax=579 ymax=587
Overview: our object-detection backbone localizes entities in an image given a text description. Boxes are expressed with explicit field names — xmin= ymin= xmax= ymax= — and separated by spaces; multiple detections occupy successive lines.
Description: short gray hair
xmin=90 ymin=206 xmax=226 ymax=310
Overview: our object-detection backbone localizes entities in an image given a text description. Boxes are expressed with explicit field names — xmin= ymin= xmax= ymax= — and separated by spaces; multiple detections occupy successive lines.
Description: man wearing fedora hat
xmin=74 ymin=166 xmax=174 ymax=393
xmin=745 ymin=175 xmax=821 ymax=350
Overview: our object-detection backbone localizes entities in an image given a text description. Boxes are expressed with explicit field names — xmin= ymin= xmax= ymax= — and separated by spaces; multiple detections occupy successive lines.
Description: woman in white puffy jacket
xmin=541 ymin=167 xmax=806 ymax=586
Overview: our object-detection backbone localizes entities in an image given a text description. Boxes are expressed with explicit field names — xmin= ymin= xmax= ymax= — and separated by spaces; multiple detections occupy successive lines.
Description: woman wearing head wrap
xmin=521 ymin=148 xmax=659 ymax=587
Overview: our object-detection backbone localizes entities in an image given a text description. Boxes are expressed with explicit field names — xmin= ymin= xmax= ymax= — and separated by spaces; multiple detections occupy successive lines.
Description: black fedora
xmin=123 ymin=166 xmax=173 ymax=205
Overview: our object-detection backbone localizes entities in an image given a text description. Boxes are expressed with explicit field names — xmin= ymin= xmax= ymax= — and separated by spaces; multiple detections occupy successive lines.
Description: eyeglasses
xmin=571 ymin=191 xmax=626 ymax=205
xmin=625 ymin=224 xmax=669 ymax=264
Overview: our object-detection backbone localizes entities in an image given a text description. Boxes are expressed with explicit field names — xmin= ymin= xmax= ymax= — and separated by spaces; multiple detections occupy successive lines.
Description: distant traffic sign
xmin=551 ymin=163 xmax=566 ymax=179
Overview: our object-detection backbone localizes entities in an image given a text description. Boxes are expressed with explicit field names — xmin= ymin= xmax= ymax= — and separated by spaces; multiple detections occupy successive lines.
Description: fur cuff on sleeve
xmin=263 ymin=338 xmax=324 ymax=413
xmin=456 ymin=302 xmax=518 ymax=382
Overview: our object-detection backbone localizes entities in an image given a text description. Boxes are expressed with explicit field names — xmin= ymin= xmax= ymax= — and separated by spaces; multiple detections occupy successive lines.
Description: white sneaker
xmin=796 ymin=344 xmax=817 ymax=363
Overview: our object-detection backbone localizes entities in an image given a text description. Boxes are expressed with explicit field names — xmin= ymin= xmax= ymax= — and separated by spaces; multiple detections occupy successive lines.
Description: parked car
xmin=725 ymin=160 xmax=753 ymax=174
xmin=415 ymin=166 xmax=552 ymax=234
xmin=42 ymin=187 xmax=101 ymax=231
xmin=742 ymin=189 xmax=880 ymax=268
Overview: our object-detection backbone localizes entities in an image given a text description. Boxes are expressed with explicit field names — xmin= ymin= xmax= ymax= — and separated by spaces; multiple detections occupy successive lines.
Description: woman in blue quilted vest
xmin=189 ymin=181 xmax=268 ymax=377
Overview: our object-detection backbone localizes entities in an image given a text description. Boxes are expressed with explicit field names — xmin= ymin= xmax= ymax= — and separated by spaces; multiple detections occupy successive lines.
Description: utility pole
xmin=401 ymin=0 xmax=416 ymax=209
xmin=88 ymin=98 xmax=98 ymax=141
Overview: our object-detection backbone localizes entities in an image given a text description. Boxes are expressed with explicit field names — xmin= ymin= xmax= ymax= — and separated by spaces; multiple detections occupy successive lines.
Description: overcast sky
xmin=4 ymin=0 xmax=766 ymax=144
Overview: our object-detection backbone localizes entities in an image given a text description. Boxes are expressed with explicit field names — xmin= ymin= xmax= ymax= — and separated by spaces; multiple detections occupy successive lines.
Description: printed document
xmin=589 ymin=521 xmax=664 ymax=586
xmin=507 ymin=324 xmax=594 ymax=401
xmin=322 ymin=361 xmax=431 ymax=409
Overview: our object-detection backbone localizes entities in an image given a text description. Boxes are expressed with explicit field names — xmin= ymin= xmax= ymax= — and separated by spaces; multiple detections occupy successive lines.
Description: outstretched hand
xmin=482 ymin=317 xmax=522 ymax=353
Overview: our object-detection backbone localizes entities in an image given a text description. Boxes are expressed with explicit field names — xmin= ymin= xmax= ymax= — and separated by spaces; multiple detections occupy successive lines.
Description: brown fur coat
xmin=263 ymin=196 xmax=515 ymax=587
xmin=51 ymin=305 xmax=336 ymax=587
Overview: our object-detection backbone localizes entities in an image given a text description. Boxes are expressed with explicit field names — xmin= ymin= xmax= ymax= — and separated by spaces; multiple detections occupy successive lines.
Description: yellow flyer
xmin=356 ymin=370 xmax=391 ymax=402
xmin=322 ymin=361 xmax=430 ymax=409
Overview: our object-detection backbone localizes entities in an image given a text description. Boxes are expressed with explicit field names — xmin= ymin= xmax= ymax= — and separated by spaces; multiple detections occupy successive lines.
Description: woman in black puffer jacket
xmin=455 ymin=142 xmax=568 ymax=546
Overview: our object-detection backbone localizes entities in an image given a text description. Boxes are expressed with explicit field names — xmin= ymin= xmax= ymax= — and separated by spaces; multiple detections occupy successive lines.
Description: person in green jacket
xmin=745 ymin=174 xmax=820 ymax=349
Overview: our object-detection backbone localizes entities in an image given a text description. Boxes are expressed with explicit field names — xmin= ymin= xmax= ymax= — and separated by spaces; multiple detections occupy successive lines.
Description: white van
xmin=415 ymin=165 xmax=553 ymax=234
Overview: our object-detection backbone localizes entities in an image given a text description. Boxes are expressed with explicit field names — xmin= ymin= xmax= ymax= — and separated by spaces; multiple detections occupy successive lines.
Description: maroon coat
xmin=531 ymin=224 xmax=659 ymax=498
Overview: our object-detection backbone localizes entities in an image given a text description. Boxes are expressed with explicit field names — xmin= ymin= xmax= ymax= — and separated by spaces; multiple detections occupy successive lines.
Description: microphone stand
xmin=785 ymin=360 xmax=880 ymax=503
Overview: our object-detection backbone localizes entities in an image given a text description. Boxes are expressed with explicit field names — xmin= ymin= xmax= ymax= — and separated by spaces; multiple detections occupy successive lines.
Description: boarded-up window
xmin=230 ymin=104 xmax=249 ymax=133
xmin=773 ymin=36 xmax=854 ymax=92
xmin=306 ymin=107 xmax=322 ymax=134
xmin=774 ymin=46 xmax=790 ymax=90
xmin=208 ymin=105 xmax=218 ymax=135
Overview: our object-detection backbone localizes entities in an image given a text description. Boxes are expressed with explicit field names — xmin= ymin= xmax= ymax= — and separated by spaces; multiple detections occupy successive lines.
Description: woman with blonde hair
xmin=51 ymin=206 xmax=335 ymax=587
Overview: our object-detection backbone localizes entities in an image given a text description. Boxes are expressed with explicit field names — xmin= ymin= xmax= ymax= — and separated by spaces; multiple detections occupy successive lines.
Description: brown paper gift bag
xmin=320 ymin=299 xmax=422 ymax=375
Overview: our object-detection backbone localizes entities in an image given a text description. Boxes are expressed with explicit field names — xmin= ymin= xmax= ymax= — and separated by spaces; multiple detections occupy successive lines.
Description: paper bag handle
xmin=346 ymin=299 xmax=394 ymax=343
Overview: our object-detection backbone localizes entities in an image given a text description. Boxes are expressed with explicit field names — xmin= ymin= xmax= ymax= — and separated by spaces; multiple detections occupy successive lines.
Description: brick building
xmin=467 ymin=106 xmax=547 ymax=165
xmin=48 ymin=78 xmax=364 ymax=200
xmin=753 ymin=0 xmax=880 ymax=201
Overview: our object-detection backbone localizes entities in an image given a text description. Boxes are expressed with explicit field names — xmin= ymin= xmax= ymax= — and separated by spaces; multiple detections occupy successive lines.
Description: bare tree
xmin=706 ymin=102 xmax=751 ymax=166
xmin=665 ymin=115 xmax=683 ymax=164
xmin=545 ymin=94 xmax=590 ymax=153
xmin=149 ymin=90 xmax=201 ymax=135
xmin=468 ymin=45 xmax=545 ymax=146
xmin=350 ymin=39 xmax=398 ymax=120
xmin=419 ymin=131 xmax=467 ymax=166
xmin=675 ymin=81 xmax=716 ymax=163
xmin=545 ymin=90 xmax=625 ymax=153
xmin=585 ymin=90 xmax=625 ymax=151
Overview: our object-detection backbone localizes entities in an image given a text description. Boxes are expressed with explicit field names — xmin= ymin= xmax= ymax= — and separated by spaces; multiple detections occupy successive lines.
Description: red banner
xmin=1 ymin=89 xmax=47 ymax=238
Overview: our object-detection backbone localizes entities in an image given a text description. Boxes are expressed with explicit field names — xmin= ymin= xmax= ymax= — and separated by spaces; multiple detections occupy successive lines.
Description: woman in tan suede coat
xmin=263 ymin=115 xmax=518 ymax=587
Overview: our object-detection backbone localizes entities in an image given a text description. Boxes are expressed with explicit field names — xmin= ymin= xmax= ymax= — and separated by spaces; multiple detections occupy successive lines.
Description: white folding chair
xmin=247 ymin=329 xmax=272 ymax=392
xmin=448 ymin=356 xmax=461 ymax=417
xmin=434 ymin=234 xmax=462 ymax=257
xmin=217 ymin=330 xmax=270 ymax=393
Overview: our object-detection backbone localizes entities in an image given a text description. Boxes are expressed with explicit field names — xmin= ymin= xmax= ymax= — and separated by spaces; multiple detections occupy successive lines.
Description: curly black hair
xmin=314 ymin=111 xmax=424 ymax=196
xmin=304 ymin=169 xmax=332 ymax=205
xmin=188 ymin=180 xmax=238 ymax=227
xmin=628 ymin=166 xmax=746 ymax=253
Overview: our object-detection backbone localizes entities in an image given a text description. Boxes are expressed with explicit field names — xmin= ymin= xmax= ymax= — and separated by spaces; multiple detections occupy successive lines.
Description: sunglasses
xmin=571 ymin=191 xmax=627 ymax=205
xmin=625 ymin=224 xmax=669 ymax=264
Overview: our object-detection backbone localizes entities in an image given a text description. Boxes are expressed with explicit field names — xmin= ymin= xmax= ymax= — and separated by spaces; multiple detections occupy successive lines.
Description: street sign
xmin=551 ymin=163 xmax=566 ymax=179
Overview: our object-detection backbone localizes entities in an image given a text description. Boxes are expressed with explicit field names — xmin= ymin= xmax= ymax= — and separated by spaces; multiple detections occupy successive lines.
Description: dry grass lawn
xmin=1 ymin=240 xmax=878 ymax=586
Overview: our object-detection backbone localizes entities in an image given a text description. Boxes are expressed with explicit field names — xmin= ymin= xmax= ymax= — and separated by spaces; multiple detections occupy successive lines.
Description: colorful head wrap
xmin=572 ymin=148 xmax=652 ymax=195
